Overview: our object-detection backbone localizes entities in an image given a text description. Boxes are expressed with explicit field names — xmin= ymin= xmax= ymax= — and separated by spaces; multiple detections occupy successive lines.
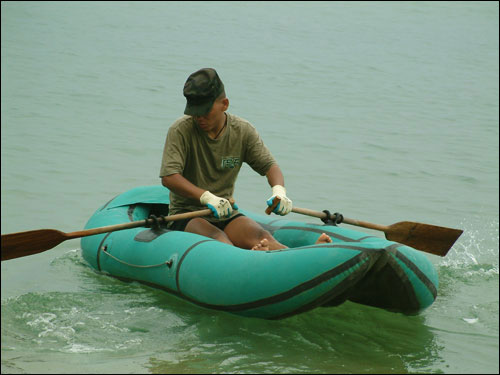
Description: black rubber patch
xmin=134 ymin=228 xmax=171 ymax=242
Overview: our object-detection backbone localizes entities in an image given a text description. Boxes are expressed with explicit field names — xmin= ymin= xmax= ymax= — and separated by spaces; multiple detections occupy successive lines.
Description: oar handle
xmin=266 ymin=196 xmax=281 ymax=215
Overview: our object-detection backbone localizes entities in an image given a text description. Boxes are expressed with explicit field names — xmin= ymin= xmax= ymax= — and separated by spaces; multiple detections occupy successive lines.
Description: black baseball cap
xmin=183 ymin=68 xmax=225 ymax=116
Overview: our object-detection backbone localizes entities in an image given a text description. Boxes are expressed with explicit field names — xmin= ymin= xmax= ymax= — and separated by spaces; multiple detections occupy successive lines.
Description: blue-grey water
xmin=1 ymin=2 xmax=498 ymax=373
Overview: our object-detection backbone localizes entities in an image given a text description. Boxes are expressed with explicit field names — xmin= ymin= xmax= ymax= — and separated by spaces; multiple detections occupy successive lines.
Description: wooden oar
xmin=266 ymin=197 xmax=463 ymax=257
xmin=1 ymin=208 xmax=213 ymax=261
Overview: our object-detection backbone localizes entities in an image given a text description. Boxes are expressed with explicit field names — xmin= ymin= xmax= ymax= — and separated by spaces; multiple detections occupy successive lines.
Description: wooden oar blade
xmin=385 ymin=221 xmax=463 ymax=257
xmin=1 ymin=229 xmax=67 ymax=261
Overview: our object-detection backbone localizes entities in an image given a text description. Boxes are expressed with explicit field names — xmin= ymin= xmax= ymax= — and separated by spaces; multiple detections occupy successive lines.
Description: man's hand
xmin=200 ymin=191 xmax=233 ymax=219
xmin=267 ymin=185 xmax=292 ymax=215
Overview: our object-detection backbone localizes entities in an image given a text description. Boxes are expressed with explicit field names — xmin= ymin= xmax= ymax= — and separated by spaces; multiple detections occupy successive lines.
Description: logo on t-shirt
xmin=221 ymin=156 xmax=241 ymax=169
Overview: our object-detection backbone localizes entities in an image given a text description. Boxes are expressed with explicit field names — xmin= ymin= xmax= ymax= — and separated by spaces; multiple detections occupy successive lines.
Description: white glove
xmin=200 ymin=191 xmax=233 ymax=219
xmin=267 ymin=185 xmax=292 ymax=215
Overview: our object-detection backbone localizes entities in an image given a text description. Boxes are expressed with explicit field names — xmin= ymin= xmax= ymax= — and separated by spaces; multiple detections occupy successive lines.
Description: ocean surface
xmin=1 ymin=2 xmax=498 ymax=373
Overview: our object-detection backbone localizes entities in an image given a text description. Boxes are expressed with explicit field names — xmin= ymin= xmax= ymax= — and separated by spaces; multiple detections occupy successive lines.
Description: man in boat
xmin=160 ymin=68 xmax=331 ymax=250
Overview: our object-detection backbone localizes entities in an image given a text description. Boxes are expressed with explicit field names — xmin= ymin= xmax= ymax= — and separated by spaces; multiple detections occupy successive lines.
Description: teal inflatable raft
xmin=81 ymin=185 xmax=438 ymax=319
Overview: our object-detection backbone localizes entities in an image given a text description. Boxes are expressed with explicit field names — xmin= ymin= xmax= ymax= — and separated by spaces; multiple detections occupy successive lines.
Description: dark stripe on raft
xmin=176 ymin=239 xmax=215 ymax=291
xmin=358 ymin=236 xmax=377 ymax=241
xmin=265 ymin=218 xmax=288 ymax=226
xmin=99 ymin=194 xmax=119 ymax=211
xmin=386 ymin=246 xmax=420 ymax=311
xmin=268 ymin=243 xmax=384 ymax=253
xmin=178 ymin=249 xmax=371 ymax=313
xmin=393 ymin=248 xmax=438 ymax=300
xmin=96 ymin=232 xmax=113 ymax=272
xmin=272 ymin=254 xmax=375 ymax=319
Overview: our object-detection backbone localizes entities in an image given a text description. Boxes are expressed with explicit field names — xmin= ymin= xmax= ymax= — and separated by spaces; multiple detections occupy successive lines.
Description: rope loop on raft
xmin=321 ymin=210 xmax=344 ymax=226
xmin=100 ymin=245 xmax=173 ymax=269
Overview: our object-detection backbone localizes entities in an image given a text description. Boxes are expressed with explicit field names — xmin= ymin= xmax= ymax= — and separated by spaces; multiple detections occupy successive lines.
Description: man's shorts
xmin=168 ymin=213 xmax=245 ymax=232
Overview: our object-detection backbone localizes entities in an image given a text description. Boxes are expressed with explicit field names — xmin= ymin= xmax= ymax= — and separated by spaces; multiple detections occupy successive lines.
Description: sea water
xmin=1 ymin=2 xmax=498 ymax=373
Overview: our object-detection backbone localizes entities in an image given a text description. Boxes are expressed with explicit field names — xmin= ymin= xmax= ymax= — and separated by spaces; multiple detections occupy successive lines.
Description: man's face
xmin=193 ymin=98 xmax=228 ymax=133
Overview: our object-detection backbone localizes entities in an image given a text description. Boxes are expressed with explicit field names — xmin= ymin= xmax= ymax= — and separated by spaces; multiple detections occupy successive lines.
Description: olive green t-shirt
xmin=159 ymin=113 xmax=276 ymax=222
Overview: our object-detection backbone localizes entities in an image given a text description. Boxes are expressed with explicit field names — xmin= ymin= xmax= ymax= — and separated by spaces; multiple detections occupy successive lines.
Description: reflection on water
xmin=147 ymin=300 xmax=442 ymax=374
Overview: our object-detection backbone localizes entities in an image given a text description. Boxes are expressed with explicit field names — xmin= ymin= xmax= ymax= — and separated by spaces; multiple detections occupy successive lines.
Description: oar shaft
xmin=65 ymin=220 xmax=148 ymax=240
xmin=65 ymin=208 xmax=213 ymax=240
xmin=291 ymin=207 xmax=389 ymax=232
xmin=341 ymin=217 xmax=389 ymax=232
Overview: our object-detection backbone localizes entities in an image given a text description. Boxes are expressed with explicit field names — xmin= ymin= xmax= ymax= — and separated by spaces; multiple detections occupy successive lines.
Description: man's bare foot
xmin=252 ymin=238 xmax=270 ymax=251
xmin=315 ymin=233 xmax=332 ymax=244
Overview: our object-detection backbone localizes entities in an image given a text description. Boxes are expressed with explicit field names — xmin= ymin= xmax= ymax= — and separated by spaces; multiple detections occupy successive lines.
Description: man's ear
xmin=221 ymin=97 xmax=229 ymax=111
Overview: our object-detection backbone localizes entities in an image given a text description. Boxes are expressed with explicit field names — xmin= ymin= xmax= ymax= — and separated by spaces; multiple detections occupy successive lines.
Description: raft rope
xmin=100 ymin=245 xmax=173 ymax=269
xmin=321 ymin=210 xmax=344 ymax=226
xmin=98 ymin=214 xmax=174 ymax=269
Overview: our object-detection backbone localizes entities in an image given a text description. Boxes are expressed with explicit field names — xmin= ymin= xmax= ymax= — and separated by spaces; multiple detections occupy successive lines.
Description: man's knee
xmin=185 ymin=218 xmax=233 ymax=245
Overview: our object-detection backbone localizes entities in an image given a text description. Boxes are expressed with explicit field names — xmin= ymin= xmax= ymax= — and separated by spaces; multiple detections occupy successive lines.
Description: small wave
xmin=439 ymin=217 xmax=498 ymax=271
xmin=49 ymin=248 xmax=85 ymax=267
xmin=61 ymin=343 xmax=111 ymax=354
xmin=462 ymin=318 xmax=479 ymax=324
